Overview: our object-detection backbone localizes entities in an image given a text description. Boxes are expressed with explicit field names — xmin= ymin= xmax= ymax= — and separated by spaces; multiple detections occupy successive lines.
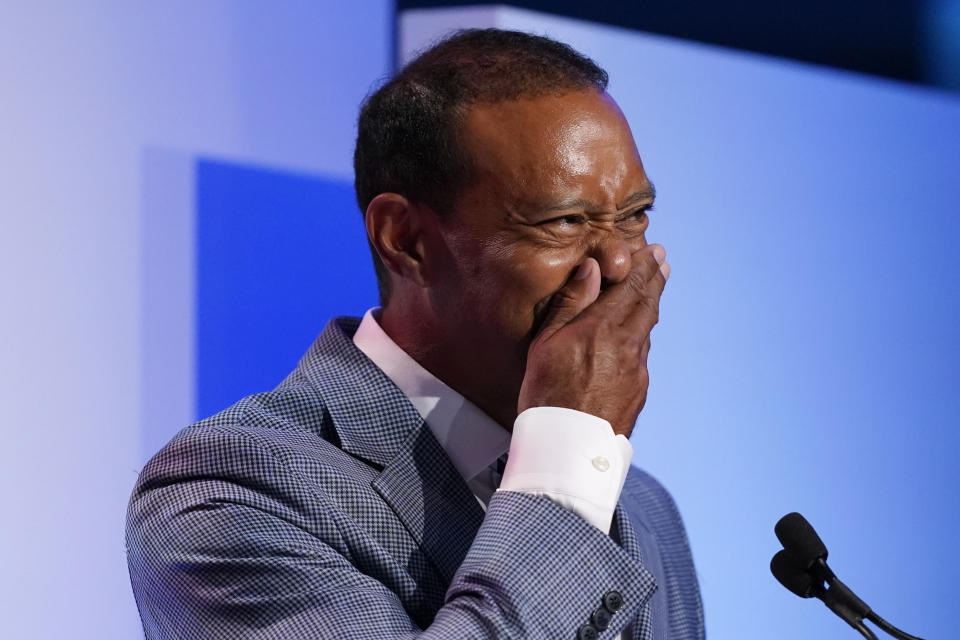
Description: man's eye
xmin=539 ymin=214 xmax=585 ymax=226
xmin=618 ymin=206 xmax=653 ymax=224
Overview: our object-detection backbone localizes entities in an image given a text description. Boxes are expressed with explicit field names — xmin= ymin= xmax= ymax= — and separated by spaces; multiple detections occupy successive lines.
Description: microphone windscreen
xmin=775 ymin=512 xmax=828 ymax=568
xmin=770 ymin=549 xmax=818 ymax=598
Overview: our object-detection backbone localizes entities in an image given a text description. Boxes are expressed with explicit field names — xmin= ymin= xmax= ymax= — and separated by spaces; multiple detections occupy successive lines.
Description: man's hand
xmin=517 ymin=245 xmax=670 ymax=437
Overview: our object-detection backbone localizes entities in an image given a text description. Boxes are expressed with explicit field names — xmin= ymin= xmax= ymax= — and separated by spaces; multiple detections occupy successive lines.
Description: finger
xmin=621 ymin=262 xmax=667 ymax=338
xmin=613 ymin=253 xmax=669 ymax=343
xmin=609 ymin=251 xmax=668 ymax=333
xmin=639 ymin=334 xmax=651 ymax=368
xmin=659 ymin=261 xmax=671 ymax=283
xmin=535 ymin=257 xmax=601 ymax=342
xmin=593 ymin=244 xmax=666 ymax=322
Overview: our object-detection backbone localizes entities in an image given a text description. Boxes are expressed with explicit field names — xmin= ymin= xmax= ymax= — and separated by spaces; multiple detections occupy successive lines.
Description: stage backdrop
xmin=400 ymin=6 xmax=960 ymax=639
xmin=3 ymin=3 xmax=957 ymax=639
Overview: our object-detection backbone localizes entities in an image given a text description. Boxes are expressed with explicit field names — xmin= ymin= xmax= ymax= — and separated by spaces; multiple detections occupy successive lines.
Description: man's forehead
xmin=460 ymin=91 xmax=648 ymax=209
xmin=462 ymin=90 xmax=624 ymax=140
xmin=462 ymin=91 xmax=636 ymax=161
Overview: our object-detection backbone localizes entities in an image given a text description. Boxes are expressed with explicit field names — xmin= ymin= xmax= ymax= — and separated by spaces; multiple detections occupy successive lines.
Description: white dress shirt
xmin=353 ymin=309 xmax=634 ymax=534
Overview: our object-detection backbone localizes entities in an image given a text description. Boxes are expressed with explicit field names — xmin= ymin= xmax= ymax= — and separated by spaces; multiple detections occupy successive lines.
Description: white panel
xmin=0 ymin=2 xmax=391 ymax=637
xmin=141 ymin=149 xmax=196 ymax=463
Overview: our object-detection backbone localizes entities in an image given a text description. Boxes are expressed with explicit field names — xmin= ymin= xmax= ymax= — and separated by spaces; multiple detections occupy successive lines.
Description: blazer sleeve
xmin=127 ymin=426 xmax=658 ymax=639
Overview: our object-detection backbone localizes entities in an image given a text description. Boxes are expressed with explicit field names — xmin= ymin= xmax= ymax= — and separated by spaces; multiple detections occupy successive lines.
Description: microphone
xmin=770 ymin=512 xmax=925 ymax=640
xmin=770 ymin=548 xmax=819 ymax=598
xmin=775 ymin=511 xmax=828 ymax=571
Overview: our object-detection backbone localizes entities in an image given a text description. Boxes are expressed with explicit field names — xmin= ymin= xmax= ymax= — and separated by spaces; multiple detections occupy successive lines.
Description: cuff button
xmin=602 ymin=589 xmax=624 ymax=613
xmin=591 ymin=456 xmax=610 ymax=472
xmin=591 ymin=606 xmax=612 ymax=630
xmin=577 ymin=623 xmax=599 ymax=640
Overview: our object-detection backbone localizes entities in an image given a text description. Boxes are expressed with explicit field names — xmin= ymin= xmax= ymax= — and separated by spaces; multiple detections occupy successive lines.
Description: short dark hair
xmin=353 ymin=28 xmax=609 ymax=303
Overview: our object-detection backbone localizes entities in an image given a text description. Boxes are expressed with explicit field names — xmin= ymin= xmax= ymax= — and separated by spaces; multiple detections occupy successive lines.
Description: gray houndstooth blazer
xmin=127 ymin=317 xmax=704 ymax=639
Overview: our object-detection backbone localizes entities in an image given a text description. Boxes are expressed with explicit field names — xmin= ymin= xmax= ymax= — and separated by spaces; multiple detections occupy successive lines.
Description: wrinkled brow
xmin=536 ymin=183 xmax=657 ymax=213
xmin=616 ymin=184 xmax=656 ymax=210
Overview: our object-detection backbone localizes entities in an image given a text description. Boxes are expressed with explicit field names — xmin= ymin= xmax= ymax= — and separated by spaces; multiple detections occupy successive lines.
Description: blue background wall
xmin=196 ymin=160 xmax=377 ymax=418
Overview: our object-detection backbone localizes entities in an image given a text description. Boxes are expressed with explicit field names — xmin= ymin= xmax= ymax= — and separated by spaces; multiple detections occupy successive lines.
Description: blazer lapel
xmin=372 ymin=423 xmax=486 ymax=585
xmin=294 ymin=317 xmax=486 ymax=587
xmin=293 ymin=317 xmax=424 ymax=468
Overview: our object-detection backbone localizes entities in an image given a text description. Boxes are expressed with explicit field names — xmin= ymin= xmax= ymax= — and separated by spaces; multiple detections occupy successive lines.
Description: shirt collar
xmin=352 ymin=309 xmax=510 ymax=484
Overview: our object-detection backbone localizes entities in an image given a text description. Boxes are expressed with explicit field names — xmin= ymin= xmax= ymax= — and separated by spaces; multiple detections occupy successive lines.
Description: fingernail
xmin=652 ymin=246 xmax=666 ymax=264
xmin=575 ymin=260 xmax=593 ymax=280
xmin=660 ymin=262 xmax=671 ymax=282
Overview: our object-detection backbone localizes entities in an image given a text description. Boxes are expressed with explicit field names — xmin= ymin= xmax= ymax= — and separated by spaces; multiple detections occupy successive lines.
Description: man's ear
xmin=364 ymin=193 xmax=430 ymax=287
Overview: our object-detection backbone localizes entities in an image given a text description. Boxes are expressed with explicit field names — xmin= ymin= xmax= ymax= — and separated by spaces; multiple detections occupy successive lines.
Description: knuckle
xmin=625 ymin=269 xmax=649 ymax=295
xmin=552 ymin=288 xmax=579 ymax=308
xmin=640 ymin=250 xmax=661 ymax=277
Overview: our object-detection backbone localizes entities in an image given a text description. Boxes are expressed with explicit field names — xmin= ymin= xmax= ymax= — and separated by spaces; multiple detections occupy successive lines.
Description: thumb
xmin=536 ymin=258 xmax=601 ymax=341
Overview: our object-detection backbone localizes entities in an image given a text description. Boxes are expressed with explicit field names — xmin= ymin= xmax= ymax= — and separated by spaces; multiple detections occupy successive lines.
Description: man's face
xmin=424 ymin=89 xmax=655 ymax=417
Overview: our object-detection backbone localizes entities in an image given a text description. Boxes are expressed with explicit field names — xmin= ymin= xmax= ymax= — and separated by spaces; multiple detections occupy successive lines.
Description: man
xmin=127 ymin=29 xmax=703 ymax=639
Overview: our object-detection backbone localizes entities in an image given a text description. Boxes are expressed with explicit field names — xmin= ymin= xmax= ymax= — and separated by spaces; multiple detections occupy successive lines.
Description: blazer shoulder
xmin=134 ymin=376 xmax=348 ymax=498
xmin=127 ymin=378 xmax=374 ymax=560
xmin=163 ymin=314 xmax=364 ymax=459
xmin=621 ymin=465 xmax=705 ymax=640
xmin=188 ymin=371 xmax=338 ymax=442
xmin=622 ymin=466 xmax=684 ymax=528
xmin=620 ymin=465 xmax=695 ymax=566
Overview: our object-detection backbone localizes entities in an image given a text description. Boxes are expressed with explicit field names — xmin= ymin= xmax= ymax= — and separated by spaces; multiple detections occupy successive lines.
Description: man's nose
xmin=589 ymin=232 xmax=636 ymax=289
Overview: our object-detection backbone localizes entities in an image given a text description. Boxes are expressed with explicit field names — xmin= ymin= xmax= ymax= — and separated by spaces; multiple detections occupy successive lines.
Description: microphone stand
xmin=852 ymin=620 xmax=878 ymax=640
xmin=865 ymin=611 xmax=925 ymax=640
xmin=812 ymin=559 xmax=924 ymax=640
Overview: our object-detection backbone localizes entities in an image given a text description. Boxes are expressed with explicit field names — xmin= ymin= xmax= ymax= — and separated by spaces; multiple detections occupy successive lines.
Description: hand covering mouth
xmin=527 ymin=292 xmax=557 ymax=343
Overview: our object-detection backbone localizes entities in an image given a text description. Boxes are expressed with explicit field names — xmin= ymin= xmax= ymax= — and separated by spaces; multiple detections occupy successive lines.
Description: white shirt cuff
xmin=497 ymin=406 xmax=634 ymax=533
